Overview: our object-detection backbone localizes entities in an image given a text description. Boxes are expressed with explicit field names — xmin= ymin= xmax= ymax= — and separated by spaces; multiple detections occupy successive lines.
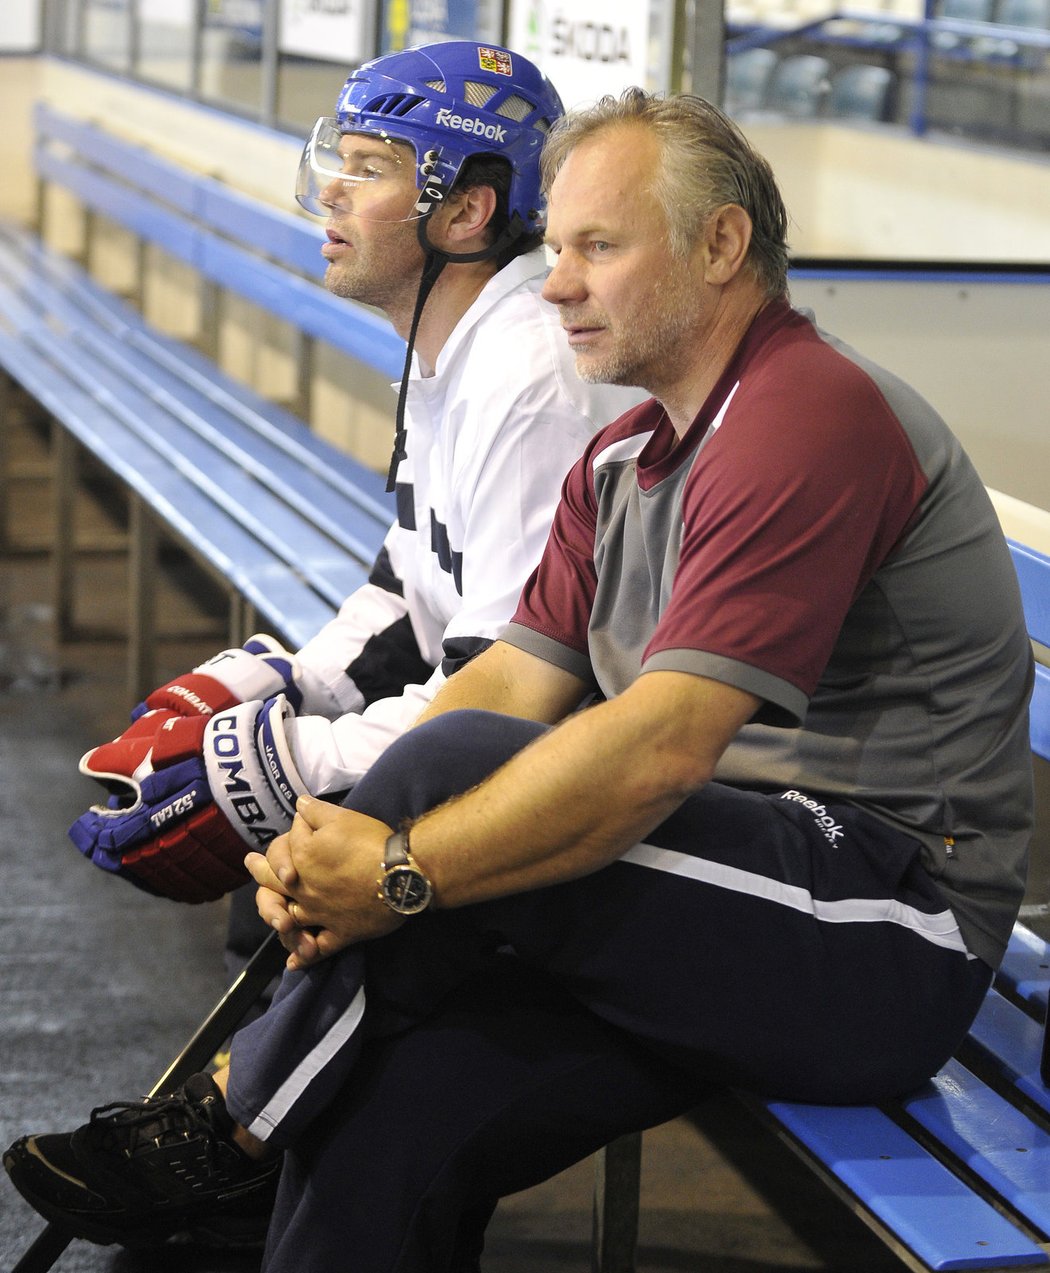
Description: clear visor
xmin=294 ymin=117 xmax=429 ymax=222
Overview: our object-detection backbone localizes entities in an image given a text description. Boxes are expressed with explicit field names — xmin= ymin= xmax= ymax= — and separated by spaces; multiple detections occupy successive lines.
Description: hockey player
xmin=61 ymin=41 xmax=641 ymax=909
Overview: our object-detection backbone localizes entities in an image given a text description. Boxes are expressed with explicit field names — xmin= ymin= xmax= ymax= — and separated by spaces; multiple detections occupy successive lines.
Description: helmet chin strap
xmin=385 ymin=238 xmax=447 ymax=494
xmin=384 ymin=203 xmax=529 ymax=493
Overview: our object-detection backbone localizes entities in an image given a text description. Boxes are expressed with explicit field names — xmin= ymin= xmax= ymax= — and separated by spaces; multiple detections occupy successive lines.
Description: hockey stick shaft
xmin=150 ymin=930 xmax=286 ymax=1096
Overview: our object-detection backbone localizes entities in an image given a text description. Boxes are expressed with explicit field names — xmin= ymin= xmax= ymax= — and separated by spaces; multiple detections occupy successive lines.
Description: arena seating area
xmin=724 ymin=0 xmax=1050 ymax=145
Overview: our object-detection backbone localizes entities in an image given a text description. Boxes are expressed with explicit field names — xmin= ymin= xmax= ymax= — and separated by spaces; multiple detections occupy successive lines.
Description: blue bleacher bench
xmin=0 ymin=107 xmax=401 ymax=1273
xmin=593 ymin=538 xmax=1050 ymax=1273
xmin=0 ymin=105 xmax=403 ymax=701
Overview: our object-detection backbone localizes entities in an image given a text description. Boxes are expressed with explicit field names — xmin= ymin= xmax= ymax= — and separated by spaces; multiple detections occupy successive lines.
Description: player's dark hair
xmin=453 ymin=154 xmax=545 ymax=268
xmin=540 ymin=88 xmax=790 ymax=299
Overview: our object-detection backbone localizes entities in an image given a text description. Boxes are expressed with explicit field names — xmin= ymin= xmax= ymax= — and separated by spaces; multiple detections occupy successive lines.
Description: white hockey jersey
xmin=287 ymin=248 xmax=644 ymax=793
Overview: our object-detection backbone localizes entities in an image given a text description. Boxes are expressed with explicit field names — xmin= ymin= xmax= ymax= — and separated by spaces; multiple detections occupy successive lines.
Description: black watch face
xmin=382 ymin=865 xmax=432 ymax=914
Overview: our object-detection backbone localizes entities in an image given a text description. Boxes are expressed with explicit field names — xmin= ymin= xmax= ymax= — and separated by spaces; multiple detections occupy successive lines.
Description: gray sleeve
xmin=643 ymin=649 xmax=809 ymax=726
xmin=501 ymin=623 xmax=597 ymax=687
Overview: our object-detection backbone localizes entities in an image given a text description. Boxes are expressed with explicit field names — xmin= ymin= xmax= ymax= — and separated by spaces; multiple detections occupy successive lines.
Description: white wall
xmin=743 ymin=119 xmax=1050 ymax=263
xmin=0 ymin=1 xmax=41 ymax=52
xmin=0 ymin=58 xmax=41 ymax=222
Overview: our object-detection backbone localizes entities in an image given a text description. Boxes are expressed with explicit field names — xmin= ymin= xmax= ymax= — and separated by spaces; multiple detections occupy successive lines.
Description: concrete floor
xmin=1 ymin=398 xmax=1047 ymax=1273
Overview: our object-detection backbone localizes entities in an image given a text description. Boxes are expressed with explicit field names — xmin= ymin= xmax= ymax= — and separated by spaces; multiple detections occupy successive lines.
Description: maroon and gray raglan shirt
xmin=504 ymin=300 xmax=1034 ymax=969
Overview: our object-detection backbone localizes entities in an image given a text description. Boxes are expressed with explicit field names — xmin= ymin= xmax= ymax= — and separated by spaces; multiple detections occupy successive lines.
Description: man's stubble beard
xmin=325 ymin=259 xmax=402 ymax=311
xmin=573 ymin=272 xmax=699 ymax=393
xmin=323 ymin=224 xmax=425 ymax=313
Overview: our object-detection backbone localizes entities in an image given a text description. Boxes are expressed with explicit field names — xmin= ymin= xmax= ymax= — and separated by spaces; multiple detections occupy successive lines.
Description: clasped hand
xmin=245 ymin=794 xmax=403 ymax=970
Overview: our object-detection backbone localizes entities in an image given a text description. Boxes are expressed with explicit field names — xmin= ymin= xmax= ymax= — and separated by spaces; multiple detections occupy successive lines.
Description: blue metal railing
xmin=726 ymin=9 xmax=1050 ymax=136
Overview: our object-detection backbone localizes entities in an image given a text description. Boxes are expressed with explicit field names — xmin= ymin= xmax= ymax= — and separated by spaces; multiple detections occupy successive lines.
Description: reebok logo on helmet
xmin=435 ymin=108 xmax=507 ymax=144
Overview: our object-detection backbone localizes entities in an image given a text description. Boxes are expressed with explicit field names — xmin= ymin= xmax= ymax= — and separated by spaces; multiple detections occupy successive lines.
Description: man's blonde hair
xmin=540 ymin=88 xmax=790 ymax=299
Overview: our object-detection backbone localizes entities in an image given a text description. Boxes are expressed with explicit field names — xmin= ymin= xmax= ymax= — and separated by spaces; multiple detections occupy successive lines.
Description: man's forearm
xmin=408 ymin=670 xmax=759 ymax=908
xmin=413 ymin=639 xmax=587 ymax=729
xmin=250 ymin=668 xmax=757 ymax=970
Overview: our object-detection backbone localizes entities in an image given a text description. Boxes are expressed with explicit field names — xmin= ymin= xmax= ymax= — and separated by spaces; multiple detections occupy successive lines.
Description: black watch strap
xmin=378 ymin=828 xmax=433 ymax=915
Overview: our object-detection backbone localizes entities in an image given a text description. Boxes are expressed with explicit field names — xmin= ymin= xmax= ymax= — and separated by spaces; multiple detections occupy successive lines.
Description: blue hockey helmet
xmin=296 ymin=41 xmax=564 ymax=229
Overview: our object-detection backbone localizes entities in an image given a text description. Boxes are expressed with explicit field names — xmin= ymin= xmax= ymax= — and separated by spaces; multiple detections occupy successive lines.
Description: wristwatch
xmin=377 ymin=829 xmax=434 ymax=915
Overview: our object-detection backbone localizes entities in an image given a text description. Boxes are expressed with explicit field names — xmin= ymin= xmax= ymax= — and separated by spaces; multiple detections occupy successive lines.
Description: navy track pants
xmin=225 ymin=711 xmax=990 ymax=1273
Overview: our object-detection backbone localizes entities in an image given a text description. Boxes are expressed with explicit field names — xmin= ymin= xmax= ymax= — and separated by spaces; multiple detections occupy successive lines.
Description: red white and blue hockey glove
xmin=68 ymin=696 xmax=307 ymax=903
xmin=130 ymin=634 xmax=303 ymax=722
